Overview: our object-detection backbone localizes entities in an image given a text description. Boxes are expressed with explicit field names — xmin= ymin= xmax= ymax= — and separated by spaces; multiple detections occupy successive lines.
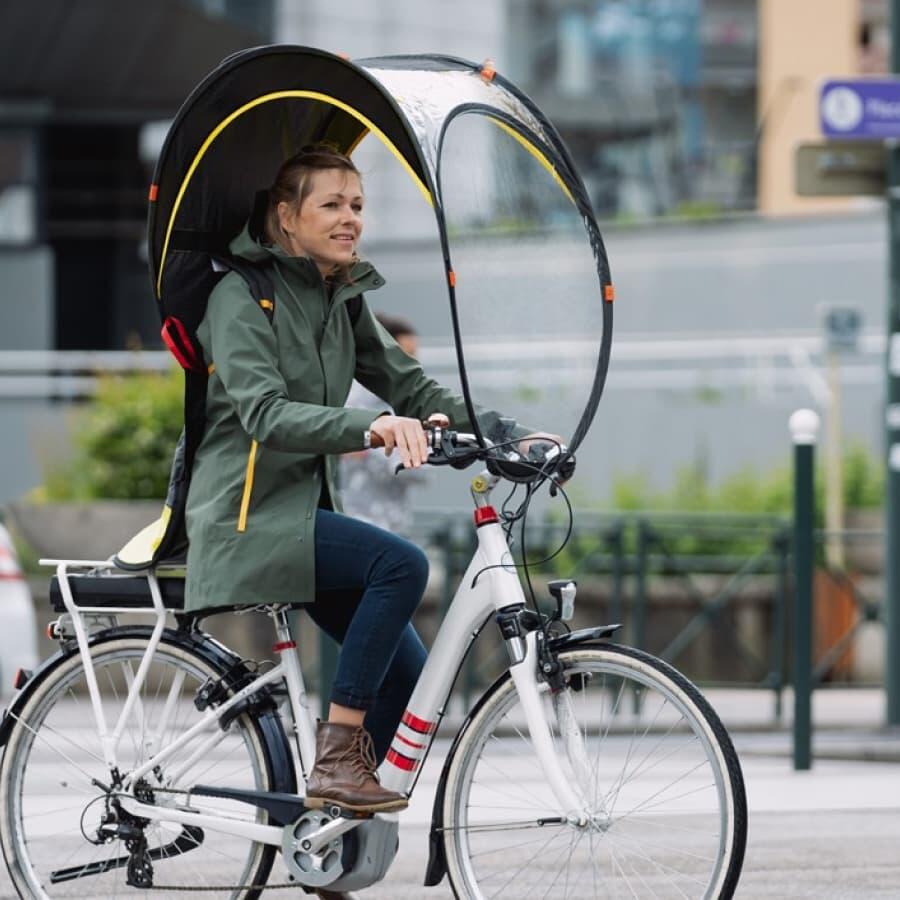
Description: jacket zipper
xmin=237 ymin=440 xmax=258 ymax=532
xmin=250 ymin=267 xmax=363 ymax=533
xmin=276 ymin=266 xmax=339 ymax=403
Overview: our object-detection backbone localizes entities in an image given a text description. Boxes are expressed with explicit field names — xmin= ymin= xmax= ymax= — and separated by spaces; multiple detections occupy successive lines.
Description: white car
xmin=0 ymin=524 xmax=38 ymax=697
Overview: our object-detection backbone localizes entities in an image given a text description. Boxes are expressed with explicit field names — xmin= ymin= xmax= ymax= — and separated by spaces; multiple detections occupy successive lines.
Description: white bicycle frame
xmin=42 ymin=471 xmax=586 ymax=853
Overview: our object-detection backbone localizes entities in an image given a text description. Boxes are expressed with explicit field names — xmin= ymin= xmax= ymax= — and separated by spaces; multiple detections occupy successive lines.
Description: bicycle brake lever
xmin=549 ymin=454 xmax=576 ymax=496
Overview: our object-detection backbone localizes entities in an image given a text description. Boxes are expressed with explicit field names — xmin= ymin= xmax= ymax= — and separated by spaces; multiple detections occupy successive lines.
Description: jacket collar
xmin=228 ymin=221 xmax=385 ymax=296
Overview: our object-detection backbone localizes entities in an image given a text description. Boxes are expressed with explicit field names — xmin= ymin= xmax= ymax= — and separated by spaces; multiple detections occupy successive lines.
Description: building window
xmin=0 ymin=129 xmax=37 ymax=245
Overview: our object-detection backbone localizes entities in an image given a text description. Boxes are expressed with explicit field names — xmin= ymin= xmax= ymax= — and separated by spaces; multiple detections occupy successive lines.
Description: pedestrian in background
xmin=340 ymin=314 xmax=427 ymax=536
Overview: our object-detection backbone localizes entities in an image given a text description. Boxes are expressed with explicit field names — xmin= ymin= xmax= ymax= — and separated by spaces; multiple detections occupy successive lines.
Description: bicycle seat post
xmin=268 ymin=605 xmax=317 ymax=778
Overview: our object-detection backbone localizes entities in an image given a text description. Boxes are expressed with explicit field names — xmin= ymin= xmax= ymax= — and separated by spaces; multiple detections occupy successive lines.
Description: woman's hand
xmin=516 ymin=432 xmax=565 ymax=459
xmin=369 ymin=415 xmax=430 ymax=468
xmin=517 ymin=432 xmax=574 ymax=485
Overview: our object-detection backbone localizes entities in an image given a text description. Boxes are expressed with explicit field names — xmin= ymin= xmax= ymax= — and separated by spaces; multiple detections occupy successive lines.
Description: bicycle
xmin=0 ymin=429 xmax=747 ymax=898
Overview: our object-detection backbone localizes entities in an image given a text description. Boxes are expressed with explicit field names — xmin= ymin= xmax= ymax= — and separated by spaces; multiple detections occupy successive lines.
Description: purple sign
xmin=820 ymin=79 xmax=900 ymax=139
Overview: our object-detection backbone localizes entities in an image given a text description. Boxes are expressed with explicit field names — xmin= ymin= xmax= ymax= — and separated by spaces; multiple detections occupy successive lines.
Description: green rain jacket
xmin=184 ymin=226 xmax=506 ymax=612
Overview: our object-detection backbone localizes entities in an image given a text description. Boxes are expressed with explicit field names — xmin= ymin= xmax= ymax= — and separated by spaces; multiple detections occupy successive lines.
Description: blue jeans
xmin=307 ymin=509 xmax=429 ymax=761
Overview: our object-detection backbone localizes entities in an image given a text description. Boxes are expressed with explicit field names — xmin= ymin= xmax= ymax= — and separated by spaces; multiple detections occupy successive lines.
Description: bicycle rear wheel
xmin=0 ymin=634 xmax=279 ymax=899
xmin=442 ymin=643 xmax=747 ymax=899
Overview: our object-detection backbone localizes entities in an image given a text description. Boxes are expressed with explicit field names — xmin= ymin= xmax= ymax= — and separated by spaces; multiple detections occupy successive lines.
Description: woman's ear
xmin=276 ymin=200 xmax=294 ymax=236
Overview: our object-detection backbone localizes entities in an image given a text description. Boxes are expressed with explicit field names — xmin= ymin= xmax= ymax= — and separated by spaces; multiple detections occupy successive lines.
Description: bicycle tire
xmin=0 ymin=632 xmax=280 ymax=899
xmin=442 ymin=643 xmax=747 ymax=899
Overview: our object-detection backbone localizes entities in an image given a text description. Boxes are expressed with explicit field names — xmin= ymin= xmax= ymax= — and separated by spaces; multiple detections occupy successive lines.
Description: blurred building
xmin=2 ymin=0 xmax=886 ymax=356
xmin=507 ymin=0 xmax=758 ymax=219
xmin=0 ymin=0 xmax=272 ymax=353
xmin=508 ymin=0 xmax=890 ymax=220
xmin=278 ymin=1 xmax=760 ymax=231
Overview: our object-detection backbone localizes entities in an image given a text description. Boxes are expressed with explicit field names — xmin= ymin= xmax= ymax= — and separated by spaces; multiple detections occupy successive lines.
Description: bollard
xmin=771 ymin=527 xmax=791 ymax=723
xmin=789 ymin=408 xmax=819 ymax=771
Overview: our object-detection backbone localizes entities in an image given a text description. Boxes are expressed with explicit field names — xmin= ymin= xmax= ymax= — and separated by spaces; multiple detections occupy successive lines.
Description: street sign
xmin=822 ymin=306 xmax=862 ymax=354
xmin=820 ymin=78 xmax=900 ymax=139
xmin=795 ymin=142 xmax=886 ymax=196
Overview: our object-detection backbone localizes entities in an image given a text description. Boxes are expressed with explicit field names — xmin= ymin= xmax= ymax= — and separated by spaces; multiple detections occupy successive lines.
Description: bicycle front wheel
xmin=0 ymin=634 xmax=279 ymax=899
xmin=443 ymin=643 xmax=747 ymax=899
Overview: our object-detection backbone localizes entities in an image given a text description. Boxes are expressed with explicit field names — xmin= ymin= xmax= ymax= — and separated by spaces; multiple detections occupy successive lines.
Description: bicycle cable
xmin=469 ymin=440 xmax=576 ymax=609
xmin=78 ymin=795 xmax=109 ymax=846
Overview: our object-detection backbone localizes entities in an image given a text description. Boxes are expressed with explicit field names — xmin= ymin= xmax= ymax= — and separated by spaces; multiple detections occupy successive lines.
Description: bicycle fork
xmin=502 ymin=627 xmax=590 ymax=825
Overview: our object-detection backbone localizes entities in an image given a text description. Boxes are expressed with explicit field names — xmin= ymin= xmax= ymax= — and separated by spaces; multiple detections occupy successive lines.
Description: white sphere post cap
xmin=789 ymin=408 xmax=821 ymax=445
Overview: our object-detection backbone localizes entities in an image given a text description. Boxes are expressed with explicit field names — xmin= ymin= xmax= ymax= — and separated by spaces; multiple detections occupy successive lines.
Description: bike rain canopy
xmin=117 ymin=45 xmax=613 ymax=568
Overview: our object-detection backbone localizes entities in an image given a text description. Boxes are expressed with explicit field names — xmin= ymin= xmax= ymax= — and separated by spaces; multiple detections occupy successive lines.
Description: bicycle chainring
xmin=281 ymin=808 xmax=351 ymax=887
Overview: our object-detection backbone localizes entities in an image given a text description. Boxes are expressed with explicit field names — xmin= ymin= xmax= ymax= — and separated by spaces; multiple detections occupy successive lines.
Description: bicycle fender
xmin=0 ymin=625 xmax=296 ymax=793
xmin=547 ymin=623 xmax=621 ymax=651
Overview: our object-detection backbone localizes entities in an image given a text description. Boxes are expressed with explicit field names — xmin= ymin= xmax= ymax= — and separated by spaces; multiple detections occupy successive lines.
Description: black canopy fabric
xmin=149 ymin=44 xmax=613 ymax=455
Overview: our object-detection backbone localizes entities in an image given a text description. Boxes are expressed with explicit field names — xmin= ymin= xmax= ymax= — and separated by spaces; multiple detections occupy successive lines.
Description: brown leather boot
xmin=305 ymin=721 xmax=408 ymax=814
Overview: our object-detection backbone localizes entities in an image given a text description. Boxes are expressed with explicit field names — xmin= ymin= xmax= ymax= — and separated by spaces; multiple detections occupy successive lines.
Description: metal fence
xmin=411 ymin=510 xmax=885 ymax=718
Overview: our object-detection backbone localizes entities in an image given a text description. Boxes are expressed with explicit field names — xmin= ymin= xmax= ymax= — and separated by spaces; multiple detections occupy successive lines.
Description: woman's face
xmin=277 ymin=168 xmax=364 ymax=274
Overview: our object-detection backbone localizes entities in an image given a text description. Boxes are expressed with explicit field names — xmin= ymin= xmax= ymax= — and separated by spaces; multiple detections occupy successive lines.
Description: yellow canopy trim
xmin=490 ymin=119 xmax=575 ymax=206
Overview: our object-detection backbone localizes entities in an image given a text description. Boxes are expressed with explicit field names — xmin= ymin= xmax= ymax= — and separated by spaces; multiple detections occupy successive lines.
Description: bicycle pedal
xmin=325 ymin=803 xmax=374 ymax=820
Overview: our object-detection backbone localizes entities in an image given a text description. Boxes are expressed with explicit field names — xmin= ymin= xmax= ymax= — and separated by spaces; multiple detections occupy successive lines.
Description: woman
xmin=186 ymin=145 xmax=542 ymax=825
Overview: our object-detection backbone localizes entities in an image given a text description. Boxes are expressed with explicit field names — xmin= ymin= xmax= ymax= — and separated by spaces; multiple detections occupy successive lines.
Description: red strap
xmin=161 ymin=317 xmax=202 ymax=371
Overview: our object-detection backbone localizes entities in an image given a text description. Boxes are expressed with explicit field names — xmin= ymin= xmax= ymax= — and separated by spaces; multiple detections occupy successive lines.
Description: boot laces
xmin=338 ymin=727 xmax=380 ymax=782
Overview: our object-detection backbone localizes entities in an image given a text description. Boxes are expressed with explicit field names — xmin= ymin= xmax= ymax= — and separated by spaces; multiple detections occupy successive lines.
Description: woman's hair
xmin=375 ymin=312 xmax=417 ymax=341
xmin=264 ymin=144 xmax=362 ymax=276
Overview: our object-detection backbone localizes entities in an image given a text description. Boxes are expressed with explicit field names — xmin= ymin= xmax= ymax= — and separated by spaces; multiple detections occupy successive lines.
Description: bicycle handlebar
xmin=387 ymin=424 xmax=575 ymax=486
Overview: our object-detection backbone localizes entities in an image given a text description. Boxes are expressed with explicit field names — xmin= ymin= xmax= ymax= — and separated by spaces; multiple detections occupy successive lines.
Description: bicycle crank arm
xmin=49 ymin=825 xmax=204 ymax=883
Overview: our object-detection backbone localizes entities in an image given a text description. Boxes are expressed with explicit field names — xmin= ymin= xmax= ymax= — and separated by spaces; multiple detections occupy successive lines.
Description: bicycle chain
xmin=150 ymin=882 xmax=298 ymax=891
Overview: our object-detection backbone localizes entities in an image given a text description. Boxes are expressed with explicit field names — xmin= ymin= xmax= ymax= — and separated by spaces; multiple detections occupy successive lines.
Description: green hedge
xmin=611 ymin=443 xmax=883 ymax=516
xmin=39 ymin=368 xmax=182 ymax=501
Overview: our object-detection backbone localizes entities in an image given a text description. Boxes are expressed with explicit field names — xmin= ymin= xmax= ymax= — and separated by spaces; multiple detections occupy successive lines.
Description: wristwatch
xmin=363 ymin=429 xmax=372 ymax=449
